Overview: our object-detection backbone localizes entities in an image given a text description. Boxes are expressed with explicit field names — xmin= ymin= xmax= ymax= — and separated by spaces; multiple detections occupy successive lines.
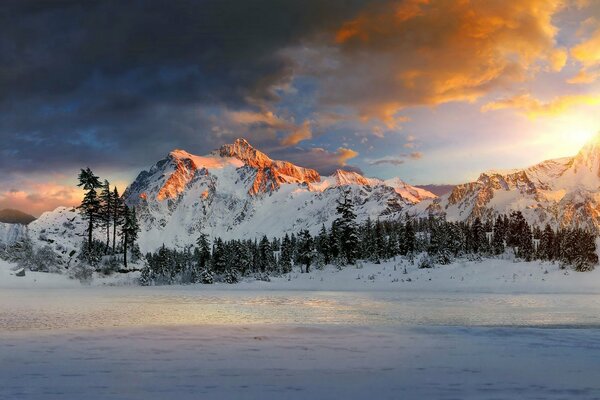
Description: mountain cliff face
xmin=0 ymin=222 xmax=28 ymax=246
xmin=413 ymin=133 xmax=600 ymax=229
xmin=122 ymin=138 xmax=435 ymax=252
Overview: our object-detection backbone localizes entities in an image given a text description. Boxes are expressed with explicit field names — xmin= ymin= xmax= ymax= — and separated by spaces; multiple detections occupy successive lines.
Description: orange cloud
xmin=225 ymin=110 xmax=312 ymax=147
xmin=0 ymin=183 xmax=83 ymax=217
xmin=280 ymin=121 xmax=312 ymax=146
xmin=570 ymin=25 xmax=600 ymax=83
xmin=318 ymin=0 xmax=566 ymax=121
xmin=481 ymin=93 xmax=600 ymax=118
xmin=336 ymin=147 xmax=359 ymax=165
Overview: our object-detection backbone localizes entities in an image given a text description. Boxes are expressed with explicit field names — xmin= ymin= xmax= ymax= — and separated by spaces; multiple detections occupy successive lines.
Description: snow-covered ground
xmin=1 ymin=259 xmax=600 ymax=399
xmin=3 ymin=256 xmax=600 ymax=294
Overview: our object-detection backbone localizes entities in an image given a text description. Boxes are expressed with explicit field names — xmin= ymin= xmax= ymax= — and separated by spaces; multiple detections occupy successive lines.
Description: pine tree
xmin=258 ymin=235 xmax=276 ymax=273
xmin=122 ymin=206 xmax=140 ymax=269
xmin=211 ymin=238 xmax=226 ymax=275
xmin=362 ymin=217 xmax=376 ymax=261
xmin=519 ymin=225 xmax=534 ymax=261
xmin=333 ymin=190 xmax=359 ymax=264
xmin=539 ymin=224 xmax=555 ymax=261
xmin=447 ymin=222 xmax=465 ymax=257
xmin=316 ymin=224 xmax=331 ymax=265
xmin=507 ymin=211 xmax=526 ymax=254
xmin=99 ymin=180 xmax=112 ymax=252
xmin=279 ymin=234 xmax=293 ymax=274
xmin=111 ymin=187 xmax=126 ymax=254
xmin=77 ymin=167 xmax=102 ymax=251
xmin=470 ymin=217 xmax=486 ymax=254
xmin=573 ymin=230 xmax=598 ymax=272
xmin=374 ymin=219 xmax=385 ymax=263
xmin=491 ymin=215 xmax=506 ymax=255
xmin=297 ymin=229 xmax=314 ymax=273
xmin=196 ymin=232 xmax=211 ymax=270
xmin=401 ymin=216 xmax=416 ymax=256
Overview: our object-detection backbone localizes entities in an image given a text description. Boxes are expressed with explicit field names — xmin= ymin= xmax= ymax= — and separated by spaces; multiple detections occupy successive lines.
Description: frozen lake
xmin=1 ymin=287 xmax=600 ymax=399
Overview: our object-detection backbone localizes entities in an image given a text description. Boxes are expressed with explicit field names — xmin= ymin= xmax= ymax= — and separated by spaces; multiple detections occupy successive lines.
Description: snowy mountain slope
xmin=120 ymin=138 xmax=435 ymax=252
xmin=413 ymin=133 xmax=600 ymax=229
xmin=27 ymin=207 xmax=87 ymax=265
xmin=0 ymin=222 xmax=27 ymax=246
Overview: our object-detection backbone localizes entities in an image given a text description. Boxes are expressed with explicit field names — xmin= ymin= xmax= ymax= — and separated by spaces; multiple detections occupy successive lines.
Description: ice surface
xmin=1 ymin=282 xmax=600 ymax=399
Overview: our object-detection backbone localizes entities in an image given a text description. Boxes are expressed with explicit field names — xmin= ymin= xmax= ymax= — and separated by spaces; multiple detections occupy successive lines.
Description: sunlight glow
xmin=532 ymin=111 xmax=600 ymax=160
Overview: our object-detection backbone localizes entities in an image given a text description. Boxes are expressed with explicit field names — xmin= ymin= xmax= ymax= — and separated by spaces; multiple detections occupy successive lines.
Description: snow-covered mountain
xmin=121 ymin=138 xmax=435 ymax=252
xmin=413 ymin=133 xmax=600 ymax=229
xmin=23 ymin=138 xmax=434 ymax=257
xmin=0 ymin=222 xmax=27 ymax=246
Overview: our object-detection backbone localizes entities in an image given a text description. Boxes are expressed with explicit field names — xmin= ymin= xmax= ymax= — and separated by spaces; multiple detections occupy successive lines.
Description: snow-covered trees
xmin=136 ymin=211 xmax=598 ymax=285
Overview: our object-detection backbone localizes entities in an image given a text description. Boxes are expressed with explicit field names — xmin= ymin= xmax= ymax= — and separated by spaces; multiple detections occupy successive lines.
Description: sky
xmin=1 ymin=0 xmax=600 ymax=216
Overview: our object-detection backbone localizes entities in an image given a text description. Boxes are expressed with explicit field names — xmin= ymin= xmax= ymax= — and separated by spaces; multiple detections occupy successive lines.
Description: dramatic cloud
xmin=0 ymin=0 xmax=370 ymax=176
xmin=306 ymin=0 xmax=567 ymax=121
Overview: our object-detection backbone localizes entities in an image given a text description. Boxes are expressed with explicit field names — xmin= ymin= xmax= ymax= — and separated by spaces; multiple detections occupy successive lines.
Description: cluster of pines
xmin=419 ymin=211 xmax=597 ymax=271
xmin=140 ymin=192 xmax=598 ymax=286
xmin=77 ymin=168 xmax=140 ymax=268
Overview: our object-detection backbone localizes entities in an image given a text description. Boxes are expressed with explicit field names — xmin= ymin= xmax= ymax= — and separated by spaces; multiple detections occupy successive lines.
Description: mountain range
xmin=7 ymin=134 xmax=600 ymax=261
xmin=413 ymin=133 xmax=600 ymax=230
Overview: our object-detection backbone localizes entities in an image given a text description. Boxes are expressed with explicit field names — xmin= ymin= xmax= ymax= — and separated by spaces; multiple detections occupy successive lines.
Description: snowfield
xmin=3 ymin=256 xmax=600 ymax=294
xmin=1 ymin=258 xmax=600 ymax=399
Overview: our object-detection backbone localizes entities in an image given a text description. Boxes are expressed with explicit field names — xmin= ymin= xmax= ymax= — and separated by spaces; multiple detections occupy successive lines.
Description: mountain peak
xmin=218 ymin=138 xmax=321 ymax=195
xmin=333 ymin=169 xmax=372 ymax=186
xmin=219 ymin=138 xmax=272 ymax=169
xmin=169 ymin=149 xmax=195 ymax=160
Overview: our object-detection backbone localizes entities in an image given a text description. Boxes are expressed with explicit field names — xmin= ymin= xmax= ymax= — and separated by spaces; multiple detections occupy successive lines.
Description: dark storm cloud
xmin=0 ymin=0 xmax=374 ymax=174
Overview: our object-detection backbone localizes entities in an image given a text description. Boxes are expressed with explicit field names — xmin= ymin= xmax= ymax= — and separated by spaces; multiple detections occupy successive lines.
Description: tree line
xmin=140 ymin=191 xmax=598 ymax=285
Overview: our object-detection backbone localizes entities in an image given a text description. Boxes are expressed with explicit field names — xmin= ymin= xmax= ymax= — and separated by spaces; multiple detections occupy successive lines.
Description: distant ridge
xmin=0 ymin=208 xmax=36 ymax=225
xmin=413 ymin=132 xmax=600 ymax=230
xmin=416 ymin=184 xmax=455 ymax=196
